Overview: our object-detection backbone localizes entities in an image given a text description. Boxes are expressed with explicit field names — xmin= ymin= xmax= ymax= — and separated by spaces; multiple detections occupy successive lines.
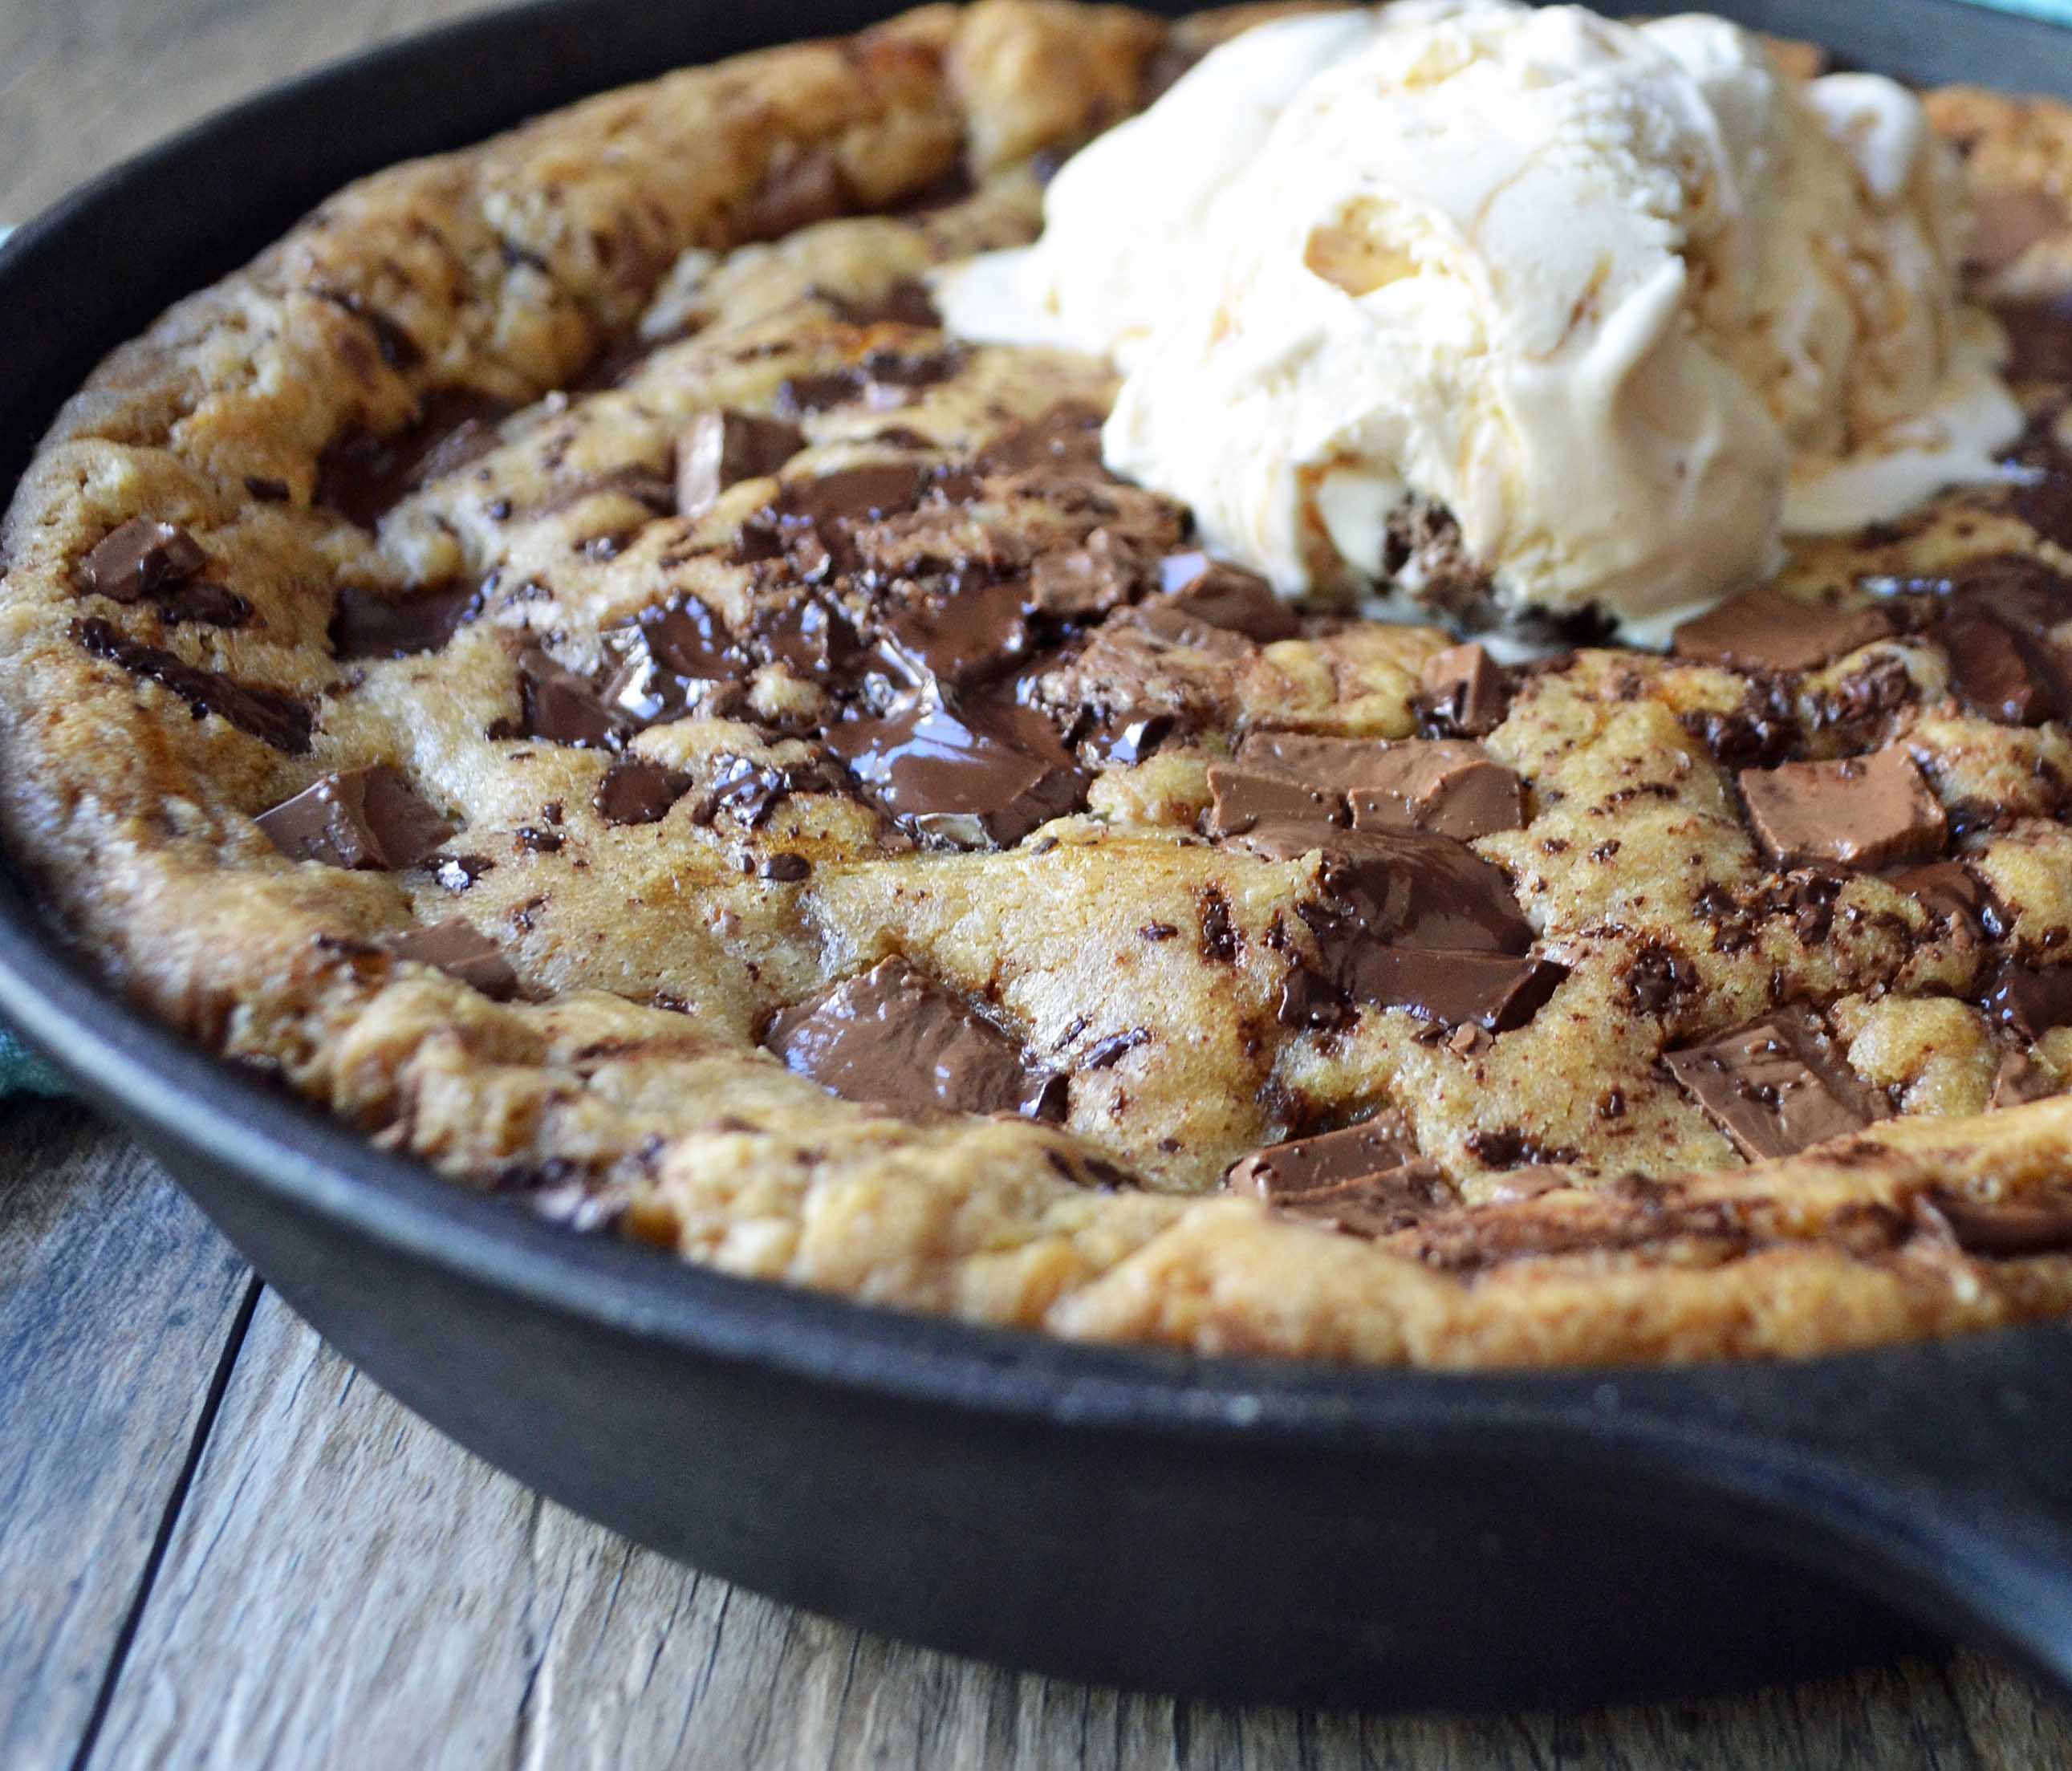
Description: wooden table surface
xmin=6 ymin=0 xmax=2072 ymax=1764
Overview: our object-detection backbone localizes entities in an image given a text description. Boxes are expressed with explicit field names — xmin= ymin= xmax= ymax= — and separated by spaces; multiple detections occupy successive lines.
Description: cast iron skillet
xmin=6 ymin=0 xmax=2072 ymax=1715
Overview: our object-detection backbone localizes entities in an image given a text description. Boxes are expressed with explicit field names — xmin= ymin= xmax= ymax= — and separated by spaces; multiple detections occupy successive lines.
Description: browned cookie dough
xmin=8 ymin=2 xmax=2072 ymax=1367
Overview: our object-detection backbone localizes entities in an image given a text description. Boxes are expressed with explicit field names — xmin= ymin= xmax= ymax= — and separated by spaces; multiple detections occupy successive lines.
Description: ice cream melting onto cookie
xmin=936 ymin=0 xmax=2023 ymax=640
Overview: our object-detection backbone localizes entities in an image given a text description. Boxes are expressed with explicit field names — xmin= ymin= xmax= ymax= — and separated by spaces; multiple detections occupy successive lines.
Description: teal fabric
xmin=0 ymin=1028 xmax=67 ymax=1098
xmin=1961 ymin=0 xmax=2072 ymax=24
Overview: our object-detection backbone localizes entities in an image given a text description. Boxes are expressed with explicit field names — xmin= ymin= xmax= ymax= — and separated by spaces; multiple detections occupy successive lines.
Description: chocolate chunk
xmin=73 ymin=617 xmax=314 ymax=753
xmin=1981 ymin=960 xmax=2072 ymax=1040
xmin=1935 ymin=607 xmax=2058 ymax=725
xmin=1968 ymin=187 xmax=2067 ymax=276
xmin=773 ymin=462 xmax=925 ymax=532
xmin=517 ymin=648 xmax=620 ymax=748
xmin=1227 ymin=1123 xmax=1457 ymax=1238
xmin=1681 ymin=680 xmax=1803 ymax=772
xmin=1738 ymin=745 xmax=1946 ymax=871
xmin=758 ymin=853 xmax=811 ymax=883
xmin=746 ymin=595 xmax=865 ymax=682
xmin=827 ymin=694 xmax=1087 ymax=850
xmin=1884 ymin=860 xmax=1993 ymax=936
xmin=1992 ymin=1049 xmax=2057 ymax=1109
xmin=1672 ymin=585 xmax=1895 ymax=673
xmin=819 ymin=279 xmax=941 ymax=329
xmin=257 ymin=765 xmax=453 ymax=870
xmin=763 ymin=954 xmax=1061 ymax=1120
xmin=1339 ymin=947 xmax=1569 ymax=1033
xmin=1664 ymin=1010 xmax=1891 ymax=1160
xmin=877 ymin=580 xmax=1038 ymax=689
xmin=331 ymin=580 xmax=480 ymax=661
xmin=676 ymin=411 xmax=807 ymax=516
xmin=974 ymin=402 xmax=1109 ymax=477
xmin=317 ymin=392 xmax=513 ymax=528
xmin=1206 ymin=765 xmax=1343 ymax=839
xmin=79 ymin=518 xmax=205 ymax=603
xmin=1917 ymin=1186 xmax=2072 ymax=1257
xmin=1997 ymin=294 xmax=2072 ymax=384
xmin=1156 ymin=554 xmax=1299 ymax=642
xmin=1241 ymin=824 xmax=1534 ymax=954
xmin=1622 ymin=940 xmax=1700 ymax=1016
xmin=315 ymin=286 xmax=423 ymax=371
xmin=594 ymin=760 xmax=693 ymax=826
xmin=1345 ymin=743 xmax=1524 ymax=842
xmin=158 ymin=581 xmax=252 ymax=628
xmin=1030 ymin=530 xmax=1159 ymax=619
xmin=598 ymin=596 xmax=748 ymax=724
xmin=733 ymin=144 xmax=854 ymax=244
xmin=1417 ymin=643 xmax=1508 ymax=737
xmin=774 ymin=347 xmax=963 ymax=420
xmin=386 ymin=919 xmax=519 ymax=1001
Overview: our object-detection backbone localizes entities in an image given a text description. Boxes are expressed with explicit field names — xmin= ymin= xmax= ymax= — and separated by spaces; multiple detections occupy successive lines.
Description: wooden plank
xmin=79 ymin=1283 xmax=2072 ymax=1771
xmin=0 ymin=1107 xmax=254 ymax=1771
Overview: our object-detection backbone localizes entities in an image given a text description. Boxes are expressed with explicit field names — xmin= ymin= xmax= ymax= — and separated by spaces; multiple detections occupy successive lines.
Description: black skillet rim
xmin=2 ymin=0 xmax=2072 ymax=1529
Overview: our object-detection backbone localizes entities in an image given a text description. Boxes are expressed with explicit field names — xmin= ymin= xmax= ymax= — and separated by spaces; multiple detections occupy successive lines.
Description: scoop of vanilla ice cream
xmin=935 ymin=1 xmax=2023 ymax=632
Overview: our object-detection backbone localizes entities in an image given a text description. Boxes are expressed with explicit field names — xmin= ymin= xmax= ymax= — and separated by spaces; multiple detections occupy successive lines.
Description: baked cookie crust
xmin=7 ymin=2 xmax=2072 ymax=1367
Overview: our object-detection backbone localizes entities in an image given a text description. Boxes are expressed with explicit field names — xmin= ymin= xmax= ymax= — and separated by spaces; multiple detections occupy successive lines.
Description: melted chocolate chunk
xmin=770 ymin=462 xmax=926 ymax=534
xmin=1416 ymin=643 xmax=1509 ymax=737
xmin=517 ymin=648 xmax=620 ymax=748
xmin=1664 ymin=1010 xmax=1890 ymax=1161
xmin=386 ymin=919 xmax=519 ymax=1001
xmin=1226 ymin=1121 xmax=1458 ymax=1238
xmin=1340 ymin=946 xmax=1569 ymax=1034
xmin=256 ymin=765 xmax=453 ymax=871
xmin=1981 ymin=960 xmax=2072 ymax=1040
xmin=1738 ymin=745 xmax=1946 ymax=871
xmin=676 ymin=411 xmax=807 ymax=516
xmin=317 ymin=391 xmax=514 ymax=529
xmin=694 ymin=752 xmax=847 ymax=829
xmin=331 ymin=580 xmax=480 ymax=661
xmin=73 ymin=618 xmax=314 ymax=753
xmin=79 ymin=518 xmax=205 ymax=603
xmin=733 ymin=144 xmax=854 ymax=244
xmin=1205 ymin=765 xmax=1343 ymax=839
xmin=1936 ymin=607 xmax=2057 ymax=724
xmin=599 ymin=596 xmax=749 ymax=724
xmin=764 ymin=955 xmax=1062 ymax=1121
xmin=1241 ymin=824 xmax=1534 ymax=955
xmin=1672 ymin=585 xmax=1893 ymax=673
xmin=1997 ymin=294 xmax=2072 ymax=384
xmin=827 ymin=694 xmax=1087 ymax=851
xmin=1885 ymin=859 xmax=1994 ymax=936
xmin=1917 ymin=1185 xmax=2072 ymax=1257
xmin=1156 ymin=554 xmax=1299 ymax=642
xmin=876 ymin=580 xmax=1038 ymax=689
xmin=1622 ymin=940 xmax=1700 ymax=1016
xmin=1680 ymin=680 xmax=1804 ymax=772
xmin=1030 ymin=530 xmax=1160 ymax=619
xmin=973 ymin=402 xmax=1109 ymax=477
xmin=748 ymin=595 xmax=866 ymax=682
xmin=594 ymin=760 xmax=693 ymax=826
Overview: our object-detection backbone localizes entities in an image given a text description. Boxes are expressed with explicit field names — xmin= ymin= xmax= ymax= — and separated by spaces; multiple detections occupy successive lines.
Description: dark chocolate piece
xmin=1418 ymin=643 xmax=1508 ymax=737
xmin=973 ymin=402 xmax=1108 ymax=476
xmin=758 ymin=853 xmax=812 ymax=883
xmin=1884 ymin=859 xmax=1992 ymax=935
xmin=385 ymin=919 xmax=519 ymax=1001
xmin=827 ymin=694 xmax=1087 ymax=851
xmin=1664 ymin=1010 xmax=1891 ymax=1160
xmin=1226 ymin=1121 xmax=1457 ymax=1238
xmin=876 ymin=580 xmax=1038 ymax=689
xmin=1241 ymin=823 xmax=1534 ymax=954
xmin=1339 ymin=947 xmax=1569 ymax=1033
xmin=256 ymin=765 xmax=453 ymax=871
xmin=676 ymin=411 xmax=807 ymax=516
xmin=773 ymin=462 xmax=926 ymax=530
xmin=331 ymin=581 xmax=480 ymax=661
xmin=73 ymin=618 xmax=314 ymax=753
xmin=763 ymin=954 xmax=1062 ymax=1121
xmin=316 ymin=391 xmax=514 ymax=529
xmin=1981 ymin=961 xmax=2072 ymax=1040
xmin=1156 ymin=554 xmax=1299 ymax=642
xmin=599 ymin=597 xmax=749 ymax=724
xmin=594 ymin=760 xmax=693 ymax=827
xmin=517 ymin=648 xmax=620 ymax=749
xmin=79 ymin=518 xmax=205 ymax=603
xmin=1918 ymin=1186 xmax=2072 ymax=1257
xmin=1671 ymin=585 xmax=1893 ymax=673
xmin=694 ymin=752 xmax=848 ymax=829
xmin=1737 ymin=745 xmax=1946 ymax=870
xmin=1934 ymin=606 xmax=2056 ymax=725
xmin=1030 ymin=530 xmax=1157 ymax=619
xmin=733 ymin=144 xmax=854 ymax=244
xmin=433 ymin=852 xmax=494 ymax=892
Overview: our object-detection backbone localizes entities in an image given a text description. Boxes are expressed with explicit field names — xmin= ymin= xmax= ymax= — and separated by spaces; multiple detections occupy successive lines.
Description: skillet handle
xmin=1633 ymin=1327 xmax=2072 ymax=1692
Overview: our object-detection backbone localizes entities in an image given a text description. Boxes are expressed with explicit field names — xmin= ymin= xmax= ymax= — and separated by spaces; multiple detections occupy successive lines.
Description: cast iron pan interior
xmin=6 ymin=0 xmax=2072 ymax=1713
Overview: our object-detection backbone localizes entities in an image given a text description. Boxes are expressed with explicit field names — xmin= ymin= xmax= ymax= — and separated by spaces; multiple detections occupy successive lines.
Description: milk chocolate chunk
xmin=1242 ymin=824 xmax=1534 ymax=953
xmin=1671 ymin=585 xmax=1893 ymax=673
xmin=317 ymin=391 xmax=513 ymax=529
xmin=1737 ymin=745 xmax=1947 ymax=870
xmin=594 ymin=760 xmax=693 ymax=826
xmin=1418 ymin=643 xmax=1508 ymax=737
xmin=257 ymin=765 xmax=453 ymax=871
xmin=79 ymin=518 xmax=205 ymax=603
xmin=1918 ymin=1186 xmax=2072 ymax=1257
xmin=1981 ymin=960 xmax=2072 ymax=1040
xmin=73 ymin=618 xmax=314 ymax=753
xmin=1341 ymin=946 xmax=1568 ymax=1033
xmin=1934 ymin=607 xmax=2056 ymax=725
xmin=517 ymin=648 xmax=620 ymax=748
xmin=1206 ymin=766 xmax=1343 ymax=839
xmin=1156 ymin=554 xmax=1299 ymax=642
xmin=385 ymin=920 xmax=519 ymax=1001
xmin=331 ymin=580 xmax=480 ymax=660
xmin=676 ymin=411 xmax=806 ymax=515
xmin=877 ymin=580 xmax=1038 ymax=688
xmin=1227 ymin=1121 xmax=1458 ymax=1237
xmin=764 ymin=955 xmax=1062 ymax=1121
xmin=1664 ymin=1010 xmax=1890 ymax=1161
xmin=1885 ymin=860 xmax=1994 ymax=935
xmin=1992 ymin=1049 xmax=2057 ymax=1109
xmin=1030 ymin=530 xmax=1156 ymax=619
xmin=827 ymin=695 xmax=1087 ymax=850
xmin=973 ymin=402 xmax=1108 ymax=476
xmin=1215 ymin=734 xmax=1524 ymax=843
xmin=774 ymin=462 xmax=925 ymax=530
